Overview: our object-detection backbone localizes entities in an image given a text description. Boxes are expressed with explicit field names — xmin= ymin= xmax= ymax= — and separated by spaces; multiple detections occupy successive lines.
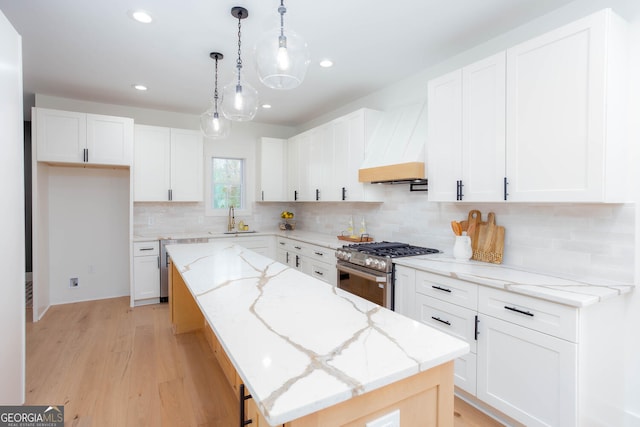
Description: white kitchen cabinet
xmin=257 ymin=138 xmax=286 ymax=201
xmin=427 ymin=52 xmax=506 ymax=202
xmin=276 ymin=237 xmax=336 ymax=286
xmin=333 ymin=109 xmax=383 ymax=202
xmin=35 ymin=107 xmax=133 ymax=166
xmin=399 ymin=264 xmax=626 ymax=427
xmin=285 ymin=108 xmax=383 ymax=202
xmin=505 ymin=9 xmax=628 ymax=202
xmin=134 ymin=125 xmax=203 ymax=202
xmin=477 ymin=313 xmax=577 ymax=427
xmin=133 ymin=241 xmax=160 ymax=304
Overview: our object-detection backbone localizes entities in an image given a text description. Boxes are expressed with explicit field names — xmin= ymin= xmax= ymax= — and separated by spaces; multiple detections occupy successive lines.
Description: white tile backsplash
xmin=134 ymin=184 xmax=635 ymax=286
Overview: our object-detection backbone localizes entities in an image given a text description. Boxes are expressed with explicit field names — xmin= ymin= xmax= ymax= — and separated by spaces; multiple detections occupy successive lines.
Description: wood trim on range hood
xmin=359 ymin=162 xmax=425 ymax=183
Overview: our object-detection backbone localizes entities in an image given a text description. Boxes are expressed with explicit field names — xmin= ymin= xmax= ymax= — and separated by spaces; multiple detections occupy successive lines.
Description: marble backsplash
xmin=134 ymin=185 xmax=635 ymax=286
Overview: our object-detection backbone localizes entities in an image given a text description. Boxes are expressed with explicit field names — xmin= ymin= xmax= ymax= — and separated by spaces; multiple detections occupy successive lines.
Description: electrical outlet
xmin=69 ymin=277 xmax=79 ymax=288
xmin=365 ymin=409 xmax=400 ymax=427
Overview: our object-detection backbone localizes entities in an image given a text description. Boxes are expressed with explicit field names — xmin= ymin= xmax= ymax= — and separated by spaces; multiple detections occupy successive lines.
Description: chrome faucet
xmin=227 ymin=205 xmax=235 ymax=232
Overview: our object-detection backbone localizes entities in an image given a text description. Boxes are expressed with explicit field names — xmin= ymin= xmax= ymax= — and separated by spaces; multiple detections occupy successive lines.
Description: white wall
xmin=48 ymin=167 xmax=130 ymax=304
xmin=0 ymin=9 xmax=25 ymax=404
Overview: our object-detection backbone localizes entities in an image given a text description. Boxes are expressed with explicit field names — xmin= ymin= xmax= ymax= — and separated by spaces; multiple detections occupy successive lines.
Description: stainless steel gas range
xmin=335 ymin=241 xmax=440 ymax=310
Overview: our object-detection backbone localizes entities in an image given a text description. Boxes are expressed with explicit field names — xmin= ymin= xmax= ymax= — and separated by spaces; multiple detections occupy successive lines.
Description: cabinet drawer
xmin=306 ymin=259 xmax=336 ymax=286
xmin=415 ymin=270 xmax=478 ymax=310
xmin=478 ymin=287 xmax=578 ymax=342
xmin=306 ymin=244 xmax=335 ymax=264
xmin=133 ymin=241 xmax=159 ymax=256
xmin=415 ymin=294 xmax=477 ymax=353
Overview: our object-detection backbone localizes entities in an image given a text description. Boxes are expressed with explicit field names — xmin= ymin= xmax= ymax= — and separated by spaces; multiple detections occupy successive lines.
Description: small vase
xmin=453 ymin=235 xmax=472 ymax=260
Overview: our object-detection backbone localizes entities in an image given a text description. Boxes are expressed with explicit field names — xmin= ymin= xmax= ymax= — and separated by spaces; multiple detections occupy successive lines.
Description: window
xmin=211 ymin=157 xmax=245 ymax=210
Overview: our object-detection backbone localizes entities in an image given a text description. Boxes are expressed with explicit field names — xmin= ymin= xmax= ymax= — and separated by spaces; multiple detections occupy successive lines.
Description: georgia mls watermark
xmin=0 ymin=406 xmax=64 ymax=427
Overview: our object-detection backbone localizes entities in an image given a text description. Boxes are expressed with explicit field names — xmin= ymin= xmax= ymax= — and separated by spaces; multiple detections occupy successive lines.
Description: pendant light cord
xmin=279 ymin=0 xmax=286 ymax=39
xmin=214 ymin=56 xmax=220 ymax=112
xmin=236 ymin=11 xmax=243 ymax=88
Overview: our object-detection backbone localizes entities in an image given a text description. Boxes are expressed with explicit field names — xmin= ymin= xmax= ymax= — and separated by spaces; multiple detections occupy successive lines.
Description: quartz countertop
xmin=394 ymin=254 xmax=633 ymax=308
xmin=165 ymin=241 xmax=469 ymax=425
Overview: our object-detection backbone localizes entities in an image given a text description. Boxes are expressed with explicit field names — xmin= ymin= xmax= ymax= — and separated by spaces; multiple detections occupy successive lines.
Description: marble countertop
xmin=165 ymin=241 xmax=469 ymax=425
xmin=394 ymin=254 xmax=634 ymax=308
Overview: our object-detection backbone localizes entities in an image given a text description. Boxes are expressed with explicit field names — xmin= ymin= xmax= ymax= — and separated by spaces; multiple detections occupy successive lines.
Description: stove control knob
xmin=372 ymin=259 xmax=380 ymax=268
xmin=379 ymin=260 xmax=387 ymax=270
xmin=365 ymin=257 xmax=373 ymax=266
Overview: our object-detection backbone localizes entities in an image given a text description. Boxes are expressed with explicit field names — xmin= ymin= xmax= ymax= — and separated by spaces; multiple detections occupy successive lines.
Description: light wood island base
xmin=170 ymin=263 xmax=455 ymax=427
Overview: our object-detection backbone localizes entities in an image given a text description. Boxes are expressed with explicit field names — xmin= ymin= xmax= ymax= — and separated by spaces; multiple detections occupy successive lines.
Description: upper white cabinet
xmin=35 ymin=108 xmax=133 ymax=166
xmin=505 ymin=9 xmax=628 ymax=202
xmin=428 ymin=53 xmax=506 ymax=202
xmin=257 ymin=137 xmax=287 ymax=201
xmin=134 ymin=125 xmax=203 ymax=202
xmin=284 ymin=108 xmax=383 ymax=202
xmin=427 ymin=9 xmax=629 ymax=203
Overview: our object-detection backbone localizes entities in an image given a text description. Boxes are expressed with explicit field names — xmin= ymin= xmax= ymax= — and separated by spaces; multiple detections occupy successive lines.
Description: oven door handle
xmin=337 ymin=264 xmax=387 ymax=283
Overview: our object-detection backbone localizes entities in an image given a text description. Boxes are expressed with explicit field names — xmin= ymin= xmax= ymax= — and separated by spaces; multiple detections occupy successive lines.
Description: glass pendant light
xmin=254 ymin=0 xmax=310 ymax=90
xmin=221 ymin=7 xmax=259 ymax=122
xmin=200 ymin=52 xmax=230 ymax=138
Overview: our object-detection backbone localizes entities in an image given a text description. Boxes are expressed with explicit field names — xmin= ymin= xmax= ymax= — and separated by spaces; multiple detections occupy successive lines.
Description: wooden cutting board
xmin=468 ymin=210 xmax=505 ymax=264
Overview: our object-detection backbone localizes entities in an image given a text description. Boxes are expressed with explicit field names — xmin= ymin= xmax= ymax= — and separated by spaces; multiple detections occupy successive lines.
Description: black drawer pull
xmin=139 ymin=247 xmax=155 ymax=251
xmin=294 ymin=246 xmax=302 ymax=250
xmin=432 ymin=285 xmax=452 ymax=293
xmin=431 ymin=316 xmax=451 ymax=326
xmin=504 ymin=306 xmax=534 ymax=317
xmin=279 ymin=242 xmax=285 ymax=246
xmin=314 ymin=251 xmax=323 ymax=256
xmin=314 ymin=270 xmax=324 ymax=276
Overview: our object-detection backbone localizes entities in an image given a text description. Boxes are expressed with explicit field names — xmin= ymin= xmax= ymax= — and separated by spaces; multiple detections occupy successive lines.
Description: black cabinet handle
xmin=261 ymin=190 xmax=264 ymax=201
xmin=83 ymin=148 xmax=88 ymax=163
xmin=294 ymin=246 xmax=302 ymax=250
xmin=140 ymin=247 xmax=154 ymax=251
xmin=295 ymin=255 xmax=300 ymax=268
xmin=285 ymin=252 xmax=289 ymax=263
xmin=315 ymin=188 xmax=320 ymax=201
xmin=314 ymin=270 xmax=324 ymax=276
xmin=294 ymin=190 xmax=298 ymax=201
xmin=157 ymin=255 xmax=160 ymax=269
xmin=474 ymin=315 xmax=479 ymax=340
xmin=504 ymin=305 xmax=534 ymax=317
xmin=431 ymin=285 xmax=452 ymax=293
xmin=239 ymin=384 xmax=253 ymax=427
xmin=459 ymin=180 xmax=464 ymax=200
xmin=279 ymin=242 xmax=285 ymax=246
xmin=431 ymin=316 xmax=451 ymax=326
xmin=504 ymin=177 xmax=509 ymax=200
xmin=341 ymin=187 xmax=346 ymax=201
xmin=314 ymin=252 xmax=323 ymax=257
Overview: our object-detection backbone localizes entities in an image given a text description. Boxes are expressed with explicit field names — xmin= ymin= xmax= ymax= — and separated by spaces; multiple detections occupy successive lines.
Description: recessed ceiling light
xmin=261 ymin=104 xmax=272 ymax=109
xmin=133 ymin=84 xmax=148 ymax=91
xmin=130 ymin=10 xmax=153 ymax=24
xmin=319 ymin=59 xmax=334 ymax=68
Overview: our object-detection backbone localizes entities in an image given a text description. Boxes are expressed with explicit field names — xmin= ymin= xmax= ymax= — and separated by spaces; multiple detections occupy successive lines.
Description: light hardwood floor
xmin=26 ymin=297 xmax=503 ymax=427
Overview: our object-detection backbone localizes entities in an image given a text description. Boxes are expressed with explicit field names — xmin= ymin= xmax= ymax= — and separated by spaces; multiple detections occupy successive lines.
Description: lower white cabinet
xmin=476 ymin=314 xmax=577 ymax=427
xmin=395 ymin=265 xmax=626 ymax=427
xmin=133 ymin=241 xmax=160 ymax=304
xmin=276 ymin=237 xmax=336 ymax=286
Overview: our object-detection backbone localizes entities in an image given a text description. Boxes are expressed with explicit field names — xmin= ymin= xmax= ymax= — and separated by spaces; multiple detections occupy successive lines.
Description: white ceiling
xmin=0 ymin=0 xmax=575 ymax=127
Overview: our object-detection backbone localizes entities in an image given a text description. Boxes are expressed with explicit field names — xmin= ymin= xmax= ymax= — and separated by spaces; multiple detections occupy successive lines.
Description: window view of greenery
xmin=211 ymin=157 xmax=244 ymax=209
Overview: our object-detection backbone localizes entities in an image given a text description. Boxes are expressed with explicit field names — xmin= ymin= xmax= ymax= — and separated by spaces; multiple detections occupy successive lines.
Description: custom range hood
xmin=359 ymin=102 xmax=427 ymax=184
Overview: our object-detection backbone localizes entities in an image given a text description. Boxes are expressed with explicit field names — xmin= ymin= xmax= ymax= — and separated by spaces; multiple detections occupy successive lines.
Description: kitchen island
xmin=166 ymin=241 xmax=469 ymax=426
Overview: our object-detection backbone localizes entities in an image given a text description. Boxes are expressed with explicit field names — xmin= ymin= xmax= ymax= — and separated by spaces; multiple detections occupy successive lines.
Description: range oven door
xmin=336 ymin=261 xmax=392 ymax=310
